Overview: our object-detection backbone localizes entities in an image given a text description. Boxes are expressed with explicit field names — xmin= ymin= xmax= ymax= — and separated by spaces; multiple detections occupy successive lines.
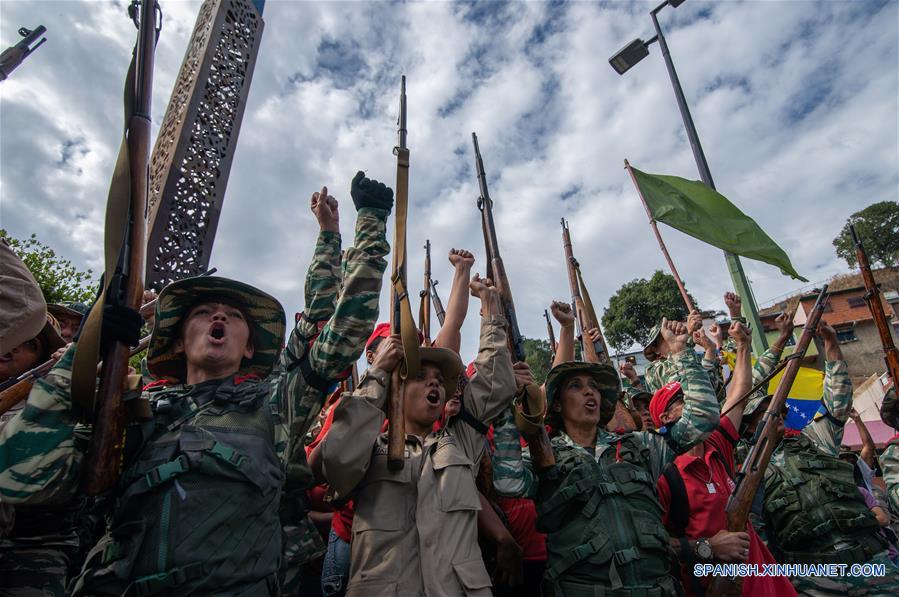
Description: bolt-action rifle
xmin=561 ymin=218 xmax=634 ymax=431
xmin=472 ymin=132 xmax=554 ymax=469
xmin=851 ymin=225 xmax=899 ymax=387
xmin=545 ymin=309 xmax=556 ymax=360
xmin=0 ymin=25 xmax=47 ymax=81
xmin=419 ymin=240 xmax=432 ymax=345
xmin=709 ymin=285 xmax=829 ymax=596
xmin=69 ymin=0 xmax=160 ymax=495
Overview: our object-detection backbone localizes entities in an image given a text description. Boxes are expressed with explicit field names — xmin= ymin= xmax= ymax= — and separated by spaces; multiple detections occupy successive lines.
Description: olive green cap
xmin=643 ymin=324 xmax=662 ymax=358
xmin=545 ymin=361 xmax=620 ymax=407
xmin=147 ymin=276 xmax=285 ymax=381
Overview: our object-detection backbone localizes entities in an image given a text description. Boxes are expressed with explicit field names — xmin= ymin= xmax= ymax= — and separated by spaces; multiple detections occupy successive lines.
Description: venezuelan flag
xmin=722 ymin=352 xmax=824 ymax=430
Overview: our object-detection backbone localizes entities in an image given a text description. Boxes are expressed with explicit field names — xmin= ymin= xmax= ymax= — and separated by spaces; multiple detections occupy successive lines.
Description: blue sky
xmin=1 ymin=0 xmax=896 ymax=361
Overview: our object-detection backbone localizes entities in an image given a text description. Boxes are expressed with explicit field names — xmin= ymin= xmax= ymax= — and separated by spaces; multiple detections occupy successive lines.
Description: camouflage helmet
xmin=881 ymin=386 xmax=898 ymax=430
xmin=47 ymin=301 xmax=90 ymax=319
xmin=545 ymin=361 xmax=620 ymax=408
xmin=147 ymin=276 xmax=286 ymax=381
xmin=643 ymin=324 xmax=663 ymax=359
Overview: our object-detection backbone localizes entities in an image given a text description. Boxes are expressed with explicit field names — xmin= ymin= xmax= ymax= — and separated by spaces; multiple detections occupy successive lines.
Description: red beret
xmin=366 ymin=323 xmax=392 ymax=349
xmin=649 ymin=381 xmax=683 ymax=429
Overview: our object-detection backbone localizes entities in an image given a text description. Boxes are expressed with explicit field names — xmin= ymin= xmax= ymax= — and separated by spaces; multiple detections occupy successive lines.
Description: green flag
xmin=629 ymin=165 xmax=808 ymax=282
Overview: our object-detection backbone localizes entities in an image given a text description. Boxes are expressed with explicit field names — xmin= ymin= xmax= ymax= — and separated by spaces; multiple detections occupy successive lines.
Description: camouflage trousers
xmin=790 ymin=552 xmax=899 ymax=596
xmin=0 ymin=545 xmax=71 ymax=597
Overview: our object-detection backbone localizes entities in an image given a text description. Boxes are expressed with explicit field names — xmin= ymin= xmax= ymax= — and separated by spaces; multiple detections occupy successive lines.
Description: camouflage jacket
xmin=880 ymin=434 xmax=899 ymax=516
xmin=493 ymin=348 xmax=720 ymax=499
xmin=270 ymin=208 xmax=389 ymax=575
xmin=644 ymin=350 xmax=722 ymax=395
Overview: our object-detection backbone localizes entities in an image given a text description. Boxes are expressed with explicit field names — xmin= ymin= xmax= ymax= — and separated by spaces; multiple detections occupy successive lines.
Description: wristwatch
xmin=694 ymin=537 xmax=713 ymax=561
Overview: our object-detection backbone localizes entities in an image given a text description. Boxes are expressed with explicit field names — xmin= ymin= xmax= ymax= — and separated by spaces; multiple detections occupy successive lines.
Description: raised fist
xmin=728 ymin=321 xmax=750 ymax=346
xmin=550 ymin=301 xmax=575 ymax=327
xmin=448 ymin=248 xmax=475 ymax=269
xmin=311 ymin=186 xmax=339 ymax=233
xmin=724 ymin=292 xmax=742 ymax=318
xmin=660 ymin=318 xmax=689 ymax=353
xmin=686 ymin=309 xmax=703 ymax=334
xmin=351 ymin=171 xmax=394 ymax=213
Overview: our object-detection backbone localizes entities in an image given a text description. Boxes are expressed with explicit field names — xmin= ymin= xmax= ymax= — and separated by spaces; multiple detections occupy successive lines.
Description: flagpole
xmin=625 ymin=159 xmax=695 ymax=313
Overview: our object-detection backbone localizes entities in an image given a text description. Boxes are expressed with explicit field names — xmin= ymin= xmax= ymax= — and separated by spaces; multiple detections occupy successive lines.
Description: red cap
xmin=466 ymin=361 xmax=477 ymax=379
xmin=366 ymin=323 xmax=391 ymax=350
xmin=649 ymin=381 xmax=683 ymax=429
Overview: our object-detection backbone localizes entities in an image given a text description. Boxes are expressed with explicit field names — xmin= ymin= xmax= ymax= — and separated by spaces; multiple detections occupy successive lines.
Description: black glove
xmin=351 ymin=171 xmax=394 ymax=213
xmin=100 ymin=304 xmax=144 ymax=353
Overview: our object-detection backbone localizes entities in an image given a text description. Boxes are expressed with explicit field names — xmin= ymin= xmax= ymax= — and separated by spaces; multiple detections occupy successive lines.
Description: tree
xmin=601 ymin=270 xmax=697 ymax=352
xmin=521 ymin=336 xmax=553 ymax=386
xmin=1 ymin=229 xmax=97 ymax=304
xmin=833 ymin=201 xmax=899 ymax=268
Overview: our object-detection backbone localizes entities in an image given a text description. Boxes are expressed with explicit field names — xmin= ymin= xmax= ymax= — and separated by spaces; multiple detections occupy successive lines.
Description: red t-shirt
xmin=495 ymin=496 xmax=547 ymax=561
xmin=657 ymin=417 xmax=795 ymax=597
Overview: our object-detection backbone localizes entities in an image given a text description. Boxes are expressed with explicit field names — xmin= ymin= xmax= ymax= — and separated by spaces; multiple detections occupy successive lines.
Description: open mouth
xmin=209 ymin=322 xmax=226 ymax=342
xmin=426 ymin=389 xmax=441 ymax=406
xmin=584 ymin=398 xmax=598 ymax=410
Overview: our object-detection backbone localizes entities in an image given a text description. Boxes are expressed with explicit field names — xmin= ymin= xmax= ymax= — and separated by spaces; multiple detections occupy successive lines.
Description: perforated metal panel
xmin=145 ymin=0 xmax=264 ymax=290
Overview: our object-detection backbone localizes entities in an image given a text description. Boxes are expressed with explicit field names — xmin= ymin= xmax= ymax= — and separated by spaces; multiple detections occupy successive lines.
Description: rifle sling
xmin=391 ymin=146 xmax=421 ymax=378
xmin=70 ymin=46 xmax=139 ymax=414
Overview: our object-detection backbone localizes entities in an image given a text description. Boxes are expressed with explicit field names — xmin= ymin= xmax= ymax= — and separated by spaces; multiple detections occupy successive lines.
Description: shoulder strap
xmin=662 ymin=462 xmax=690 ymax=538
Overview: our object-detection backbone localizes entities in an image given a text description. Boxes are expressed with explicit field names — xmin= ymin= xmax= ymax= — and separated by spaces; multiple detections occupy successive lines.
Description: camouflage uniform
xmin=643 ymin=351 xmax=721 ymax=395
xmin=765 ymin=360 xmax=899 ymax=595
xmin=273 ymin=208 xmax=389 ymax=594
xmin=881 ymin=433 xmax=899 ymax=523
xmin=493 ymin=349 xmax=720 ymax=594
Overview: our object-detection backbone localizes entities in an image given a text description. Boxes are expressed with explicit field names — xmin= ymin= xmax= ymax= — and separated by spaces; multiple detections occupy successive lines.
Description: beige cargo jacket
xmin=321 ymin=314 xmax=516 ymax=597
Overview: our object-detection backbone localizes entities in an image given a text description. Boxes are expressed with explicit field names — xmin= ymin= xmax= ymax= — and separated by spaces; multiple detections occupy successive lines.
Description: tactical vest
xmin=71 ymin=378 xmax=283 ymax=596
xmin=537 ymin=433 xmax=677 ymax=596
xmin=764 ymin=435 xmax=885 ymax=564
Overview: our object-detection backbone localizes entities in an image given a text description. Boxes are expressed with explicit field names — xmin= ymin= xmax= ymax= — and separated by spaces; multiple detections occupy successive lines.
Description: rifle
xmin=0 ymin=25 xmax=47 ymax=81
xmin=387 ymin=76 xmax=421 ymax=471
xmin=851 ymin=225 xmax=899 ymax=386
xmin=1 ymin=335 xmax=152 ymax=418
xmin=710 ymin=285 xmax=829 ymax=596
xmin=560 ymin=219 xmax=634 ymax=431
xmin=430 ymin=279 xmax=446 ymax=327
xmin=419 ymin=240 xmax=432 ymax=345
xmin=472 ymin=132 xmax=554 ymax=469
xmin=71 ymin=0 xmax=159 ymax=495
xmin=545 ymin=309 xmax=556 ymax=360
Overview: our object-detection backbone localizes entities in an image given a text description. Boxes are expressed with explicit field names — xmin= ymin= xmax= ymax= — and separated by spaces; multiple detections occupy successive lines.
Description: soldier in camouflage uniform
xmin=879 ymin=388 xmax=899 ymax=532
xmin=493 ymin=317 xmax=720 ymax=596
xmin=642 ymin=311 xmax=723 ymax=395
xmin=763 ymin=325 xmax=899 ymax=595
xmin=275 ymin=175 xmax=392 ymax=595
xmin=47 ymin=301 xmax=90 ymax=344
xmin=0 ymin=173 xmax=392 ymax=596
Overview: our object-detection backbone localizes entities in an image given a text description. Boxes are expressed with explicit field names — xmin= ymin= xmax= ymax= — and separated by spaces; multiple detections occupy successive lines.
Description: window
xmin=835 ymin=326 xmax=858 ymax=344
xmin=847 ymin=296 xmax=866 ymax=309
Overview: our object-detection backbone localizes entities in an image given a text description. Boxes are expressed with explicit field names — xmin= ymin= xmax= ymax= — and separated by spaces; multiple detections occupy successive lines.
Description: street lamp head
xmin=668 ymin=0 xmax=687 ymax=7
xmin=609 ymin=38 xmax=650 ymax=75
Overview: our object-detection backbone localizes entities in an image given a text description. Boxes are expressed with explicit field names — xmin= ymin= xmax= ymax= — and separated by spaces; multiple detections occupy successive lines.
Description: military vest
xmin=71 ymin=378 xmax=283 ymax=596
xmin=537 ymin=433 xmax=675 ymax=595
xmin=764 ymin=435 xmax=885 ymax=564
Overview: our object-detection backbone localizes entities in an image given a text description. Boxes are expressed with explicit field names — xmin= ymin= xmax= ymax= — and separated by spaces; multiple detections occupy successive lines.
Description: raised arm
xmin=662 ymin=318 xmax=720 ymax=455
xmin=320 ymin=336 xmax=401 ymax=498
xmin=752 ymin=311 xmax=794 ymax=384
xmin=721 ymin=321 xmax=751 ymax=430
xmin=849 ymin=408 xmax=877 ymax=468
xmin=433 ymin=249 xmax=474 ymax=353
xmin=803 ymin=324 xmax=852 ymax=455
xmin=549 ymin=301 xmax=575 ymax=367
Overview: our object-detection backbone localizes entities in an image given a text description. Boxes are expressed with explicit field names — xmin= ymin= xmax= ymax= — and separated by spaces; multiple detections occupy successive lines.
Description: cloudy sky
xmin=1 ymin=0 xmax=896 ymax=361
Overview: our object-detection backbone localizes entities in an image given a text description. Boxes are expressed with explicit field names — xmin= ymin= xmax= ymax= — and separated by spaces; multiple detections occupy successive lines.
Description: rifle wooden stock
xmin=430 ymin=280 xmax=446 ymax=327
xmin=545 ymin=309 xmax=556 ymax=359
xmin=84 ymin=0 xmax=157 ymax=495
xmin=851 ymin=225 xmax=899 ymax=385
xmin=709 ymin=285 xmax=829 ymax=596
xmin=560 ymin=220 xmax=633 ymax=432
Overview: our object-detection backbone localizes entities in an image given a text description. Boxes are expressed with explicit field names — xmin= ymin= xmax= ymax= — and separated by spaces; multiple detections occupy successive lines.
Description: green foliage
xmin=601 ymin=270 xmax=697 ymax=352
xmin=1 ymin=229 xmax=97 ymax=304
xmin=521 ymin=336 xmax=553 ymax=386
xmin=832 ymin=201 xmax=899 ymax=268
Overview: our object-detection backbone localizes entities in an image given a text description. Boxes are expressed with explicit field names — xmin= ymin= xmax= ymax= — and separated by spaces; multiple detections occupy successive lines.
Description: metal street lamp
xmin=610 ymin=0 xmax=769 ymax=353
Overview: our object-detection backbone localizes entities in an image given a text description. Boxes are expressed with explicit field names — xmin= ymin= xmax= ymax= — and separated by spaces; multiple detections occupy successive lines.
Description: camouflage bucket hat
xmin=48 ymin=301 xmax=90 ymax=319
xmin=545 ymin=361 xmax=620 ymax=407
xmin=417 ymin=346 xmax=464 ymax=399
xmin=643 ymin=324 xmax=662 ymax=358
xmin=743 ymin=392 xmax=772 ymax=419
xmin=147 ymin=276 xmax=286 ymax=381
xmin=881 ymin=387 xmax=898 ymax=430
xmin=37 ymin=313 xmax=66 ymax=360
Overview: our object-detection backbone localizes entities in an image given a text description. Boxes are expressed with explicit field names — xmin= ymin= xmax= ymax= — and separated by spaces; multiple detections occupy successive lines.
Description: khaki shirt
xmin=322 ymin=315 xmax=516 ymax=597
